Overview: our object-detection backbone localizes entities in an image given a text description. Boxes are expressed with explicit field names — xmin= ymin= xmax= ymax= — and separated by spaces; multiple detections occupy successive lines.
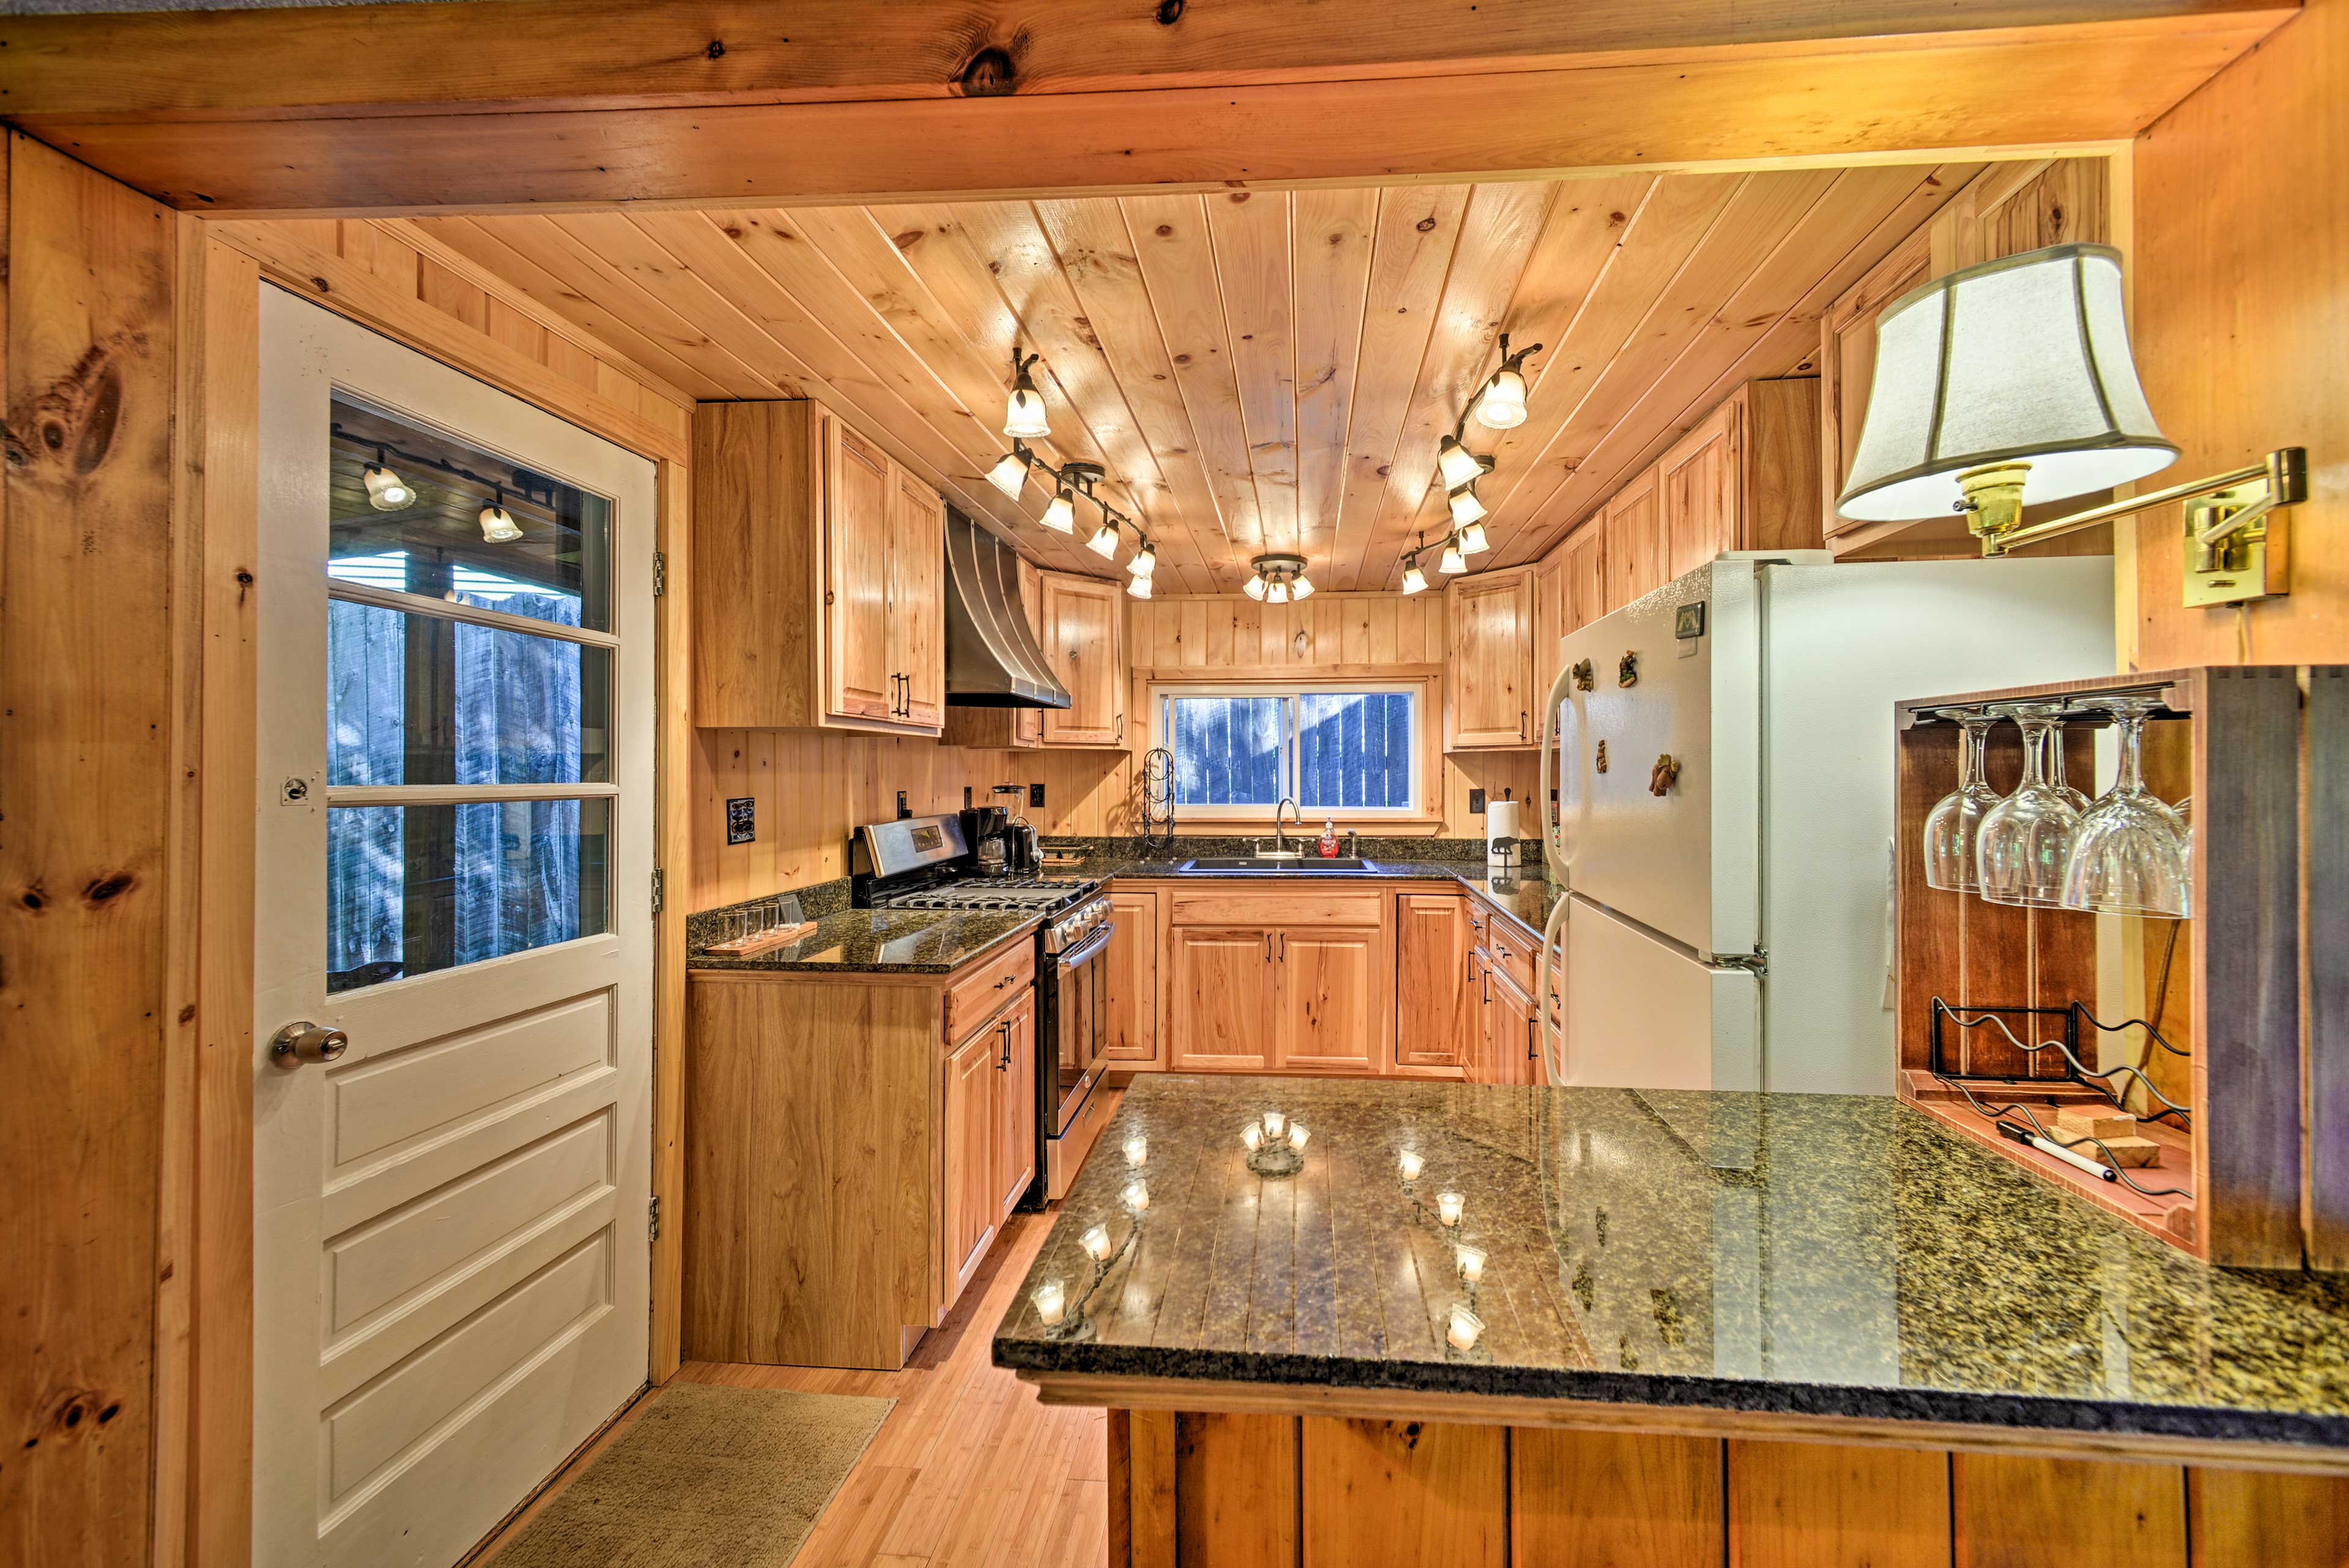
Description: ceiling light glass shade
xmin=478 ymin=502 xmax=523 ymax=544
xmin=1457 ymin=519 xmax=1490 ymax=554
xmin=987 ymin=450 xmax=1030 ymax=499
xmin=1401 ymin=562 xmax=1429 ymax=595
xmin=1449 ymin=485 xmax=1488 ymax=527
xmin=1438 ymin=541 xmax=1466 ymax=574
xmin=1004 ymin=381 xmax=1050 ymax=440
xmin=362 ymin=463 xmax=415 ymax=511
xmin=1240 ymin=574 xmax=1264 ymax=601
xmin=1836 ymin=243 xmax=2178 ymax=521
xmin=1128 ymin=540 xmax=1157 ymax=578
xmin=1087 ymin=517 xmax=1121 ymax=557
xmin=1266 ymin=578 xmax=1291 ymax=604
xmin=1041 ymin=488 xmax=1077 ymax=533
xmin=1126 ymin=573 xmax=1152 ymax=599
xmin=1290 ymin=573 xmax=1315 ymax=600
xmin=1474 ymin=365 xmax=1529 ymax=429
xmin=1436 ymin=434 xmax=1486 ymax=489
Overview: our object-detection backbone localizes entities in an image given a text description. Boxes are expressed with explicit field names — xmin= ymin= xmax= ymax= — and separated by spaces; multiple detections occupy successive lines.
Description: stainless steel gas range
xmin=851 ymin=814 xmax=1114 ymax=1208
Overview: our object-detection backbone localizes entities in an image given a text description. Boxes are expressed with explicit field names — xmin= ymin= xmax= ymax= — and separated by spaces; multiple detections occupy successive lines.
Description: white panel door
xmin=253 ymin=288 xmax=654 ymax=1568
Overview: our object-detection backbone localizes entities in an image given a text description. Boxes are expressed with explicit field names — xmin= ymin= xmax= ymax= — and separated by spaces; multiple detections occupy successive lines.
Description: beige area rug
xmin=489 ymin=1381 xmax=892 ymax=1568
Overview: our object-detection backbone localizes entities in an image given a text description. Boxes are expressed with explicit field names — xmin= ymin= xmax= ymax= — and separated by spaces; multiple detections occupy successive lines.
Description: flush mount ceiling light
xmin=478 ymin=485 xmax=523 ymax=544
xmin=1472 ymin=333 xmax=1542 ymax=431
xmin=1837 ymin=242 xmax=2309 ymax=607
xmin=987 ymin=444 xmax=1033 ymax=500
xmin=1003 ymin=346 xmax=1051 ymax=439
xmin=1449 ymin=483 xmax=1488 ymax=527
xmin=1248 ymin=552 xmax=1312 ymax=604
xmin=362 ymin=447 xmax=415 ymax=511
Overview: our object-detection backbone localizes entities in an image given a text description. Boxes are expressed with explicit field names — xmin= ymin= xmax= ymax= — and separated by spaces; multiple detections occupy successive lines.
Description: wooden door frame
xmin=0 ymin=9 xmax=2300 ymax=1568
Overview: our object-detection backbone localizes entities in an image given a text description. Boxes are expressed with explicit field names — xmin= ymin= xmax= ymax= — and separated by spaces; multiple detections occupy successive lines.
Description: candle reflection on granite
xmin=1241 ymin=1122 xmax=1264 ymax=1151
xmin=1398 ymin=1148 xmax=1425 ymax=1183
xmin=1286 ymin=1123 xmax=1310 ymax=1151
xmin=1455 ymin=1244 xmax=1486 ymax=1287
xmin=1080 ymin=1223 xmax=1113 ymax=1262
xmin=1124 ymin=1132 xmax=1149 ymax=1167
xmin=1447 ymin=1304 xmax=1485 ymax=1352
xmin=1262 ymin=1109 xmax=1288 ymax=1139
xmin=1436 ymin=1191 xmax=1466 ymax=1227
xmin=1122 ymin=1179 xmax=1149 ymax=1213
xmin=1031 ymin=1279 xmax=1066 ymax=1326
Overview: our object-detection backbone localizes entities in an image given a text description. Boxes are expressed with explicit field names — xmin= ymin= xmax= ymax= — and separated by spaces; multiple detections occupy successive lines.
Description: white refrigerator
xmin=1534 ymin=552 xmax=2114 ymax=1103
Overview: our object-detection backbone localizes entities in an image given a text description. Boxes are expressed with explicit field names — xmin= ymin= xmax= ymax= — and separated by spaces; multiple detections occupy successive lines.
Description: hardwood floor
xmin=477 ymin=1209 xmax=1104 ymax=1568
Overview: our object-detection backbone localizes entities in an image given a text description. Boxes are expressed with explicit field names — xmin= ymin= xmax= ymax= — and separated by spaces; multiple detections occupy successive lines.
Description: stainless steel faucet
xmin=1272 ymin=796 xmax=1302 ymax=855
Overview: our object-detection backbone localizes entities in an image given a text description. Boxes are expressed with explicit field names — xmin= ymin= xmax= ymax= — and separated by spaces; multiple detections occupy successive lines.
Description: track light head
xmin=362 ymin=450 xmax=415 ymax=511
xmin=1004 ymin=348 xmax=1051 ymax=439
xmin=987 ymin=447 xmax=1031 ymax=499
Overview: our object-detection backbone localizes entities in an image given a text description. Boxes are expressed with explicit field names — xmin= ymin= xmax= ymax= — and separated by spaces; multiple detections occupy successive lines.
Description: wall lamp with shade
xmin=1836 ymin=243 xmax=2306 ymax=608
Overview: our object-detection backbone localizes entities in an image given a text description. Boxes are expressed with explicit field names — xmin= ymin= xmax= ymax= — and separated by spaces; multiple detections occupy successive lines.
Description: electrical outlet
xmin=896 ymin=790 xmax=910 ymax=820
xmin=1469 ymin=788 xmax=1486 ymax=814
xmin=1030 ymin=782 xmax=1045 ymax=809
xmin=963 ymin=786 xmax=973 ymax=808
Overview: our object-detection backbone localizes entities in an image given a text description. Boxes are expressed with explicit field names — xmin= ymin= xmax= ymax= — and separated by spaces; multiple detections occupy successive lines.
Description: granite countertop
xmin=687 ymin=907 xmax=1039 ymax=975
xmin=994 ymin=1075 xmax=2349 ymax=1449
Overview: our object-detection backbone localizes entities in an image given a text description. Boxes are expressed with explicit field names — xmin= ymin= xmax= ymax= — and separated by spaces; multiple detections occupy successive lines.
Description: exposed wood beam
xmin=4 ymin=13 xmax=2287 ymax=215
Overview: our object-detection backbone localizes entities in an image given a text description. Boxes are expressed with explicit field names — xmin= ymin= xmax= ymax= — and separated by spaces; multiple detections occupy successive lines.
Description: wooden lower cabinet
xmin=993 ymin=992 xmax=1038 ymax=1216
xmin=1166 ymin=892 xmax=1393 ymax=1074
xmin=1102 ymin=889 xmax=1162 ymax=1070
xmin=1277 ymin=926 xmax=1385 ymax=1073
xmin=941 ymin=1024 xmax=1001 ymax=1305
xmin=1395 ymin=893 xmax=1470 ymax=1074
xmin=1169 ymin=927 xmax=1280 ymax=1071
xmin=1114 ymin=1409 xmax=2349 ymax=1568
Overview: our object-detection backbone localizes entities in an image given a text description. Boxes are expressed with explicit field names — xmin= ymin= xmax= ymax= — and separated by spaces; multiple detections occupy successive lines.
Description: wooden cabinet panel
xmin=1661 ymin=397 xmax=1740 ymax=580
xmin=992 ymin=993 xmax=1037 ymax=1220
xmin=1513 ymin=1430 xmax=1723 ymax=1568
xmin=1820 ymin=229 xmax=1934 ymax=550
xmin=941 ymin=1026 xmax=1000 ymax=1310
xmin=944 ymin=938 xmax=1034 ymax=1040
xmin=1104 ymin=890 xmax=1162 ymax=1068
xmin=1565 ymin=524 xmax=1608 ymax=634
xmin=1041 ymin=571 xmax=1127 ymax=747
xmin=1170 ymin=927 xmax=1278 ymax=1071
xmin=1602 ymin=467 xmax=1664 ymax=612
xmin=1276 ymin=926 xmax=1383 ymax=1074
xmin=827 ymin=417 xmax=896 ymax=723
xmin=889 ymin=464 xmax=944 ymax=728
xmin=1486 ymin=960 xmax=1538 ymax=1085
xmin=1395 ymin=893 xmax=1469 ymax=1073
xmin=1302 ymin=1417 xmax=1505 ymax=1568
xmin=1726 ymin=1439 xmax=1950 ymax=1568
xmin=1531 ymin=553 xmax=1567 ymax=715
xmin=1169 ymin=888 xmax=1386 ymax=927
xmin=1449 ymin=566 xmax=1536 ymax=748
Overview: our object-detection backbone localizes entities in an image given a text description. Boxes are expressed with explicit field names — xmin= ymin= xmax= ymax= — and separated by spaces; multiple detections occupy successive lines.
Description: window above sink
xmin=1152 ymin=680 xmax=1426 ymax=822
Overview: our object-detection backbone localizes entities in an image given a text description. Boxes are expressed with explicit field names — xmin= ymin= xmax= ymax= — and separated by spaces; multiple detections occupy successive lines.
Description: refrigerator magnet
xmin=1618 ymin=650 xmax=1639 ymax=686
xmin=1675 ymin=602 xmax=1708 ymax=640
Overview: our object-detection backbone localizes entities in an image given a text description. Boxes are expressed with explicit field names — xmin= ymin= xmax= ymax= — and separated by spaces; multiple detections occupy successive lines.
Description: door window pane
xmin=327 ymin=798 xmax=610 ymax=992
xmin=327 ymin=600 xmax=610 ymax=786
xmin=1167 ymin=696 xmax=1286 ymax=807
xmin=1298 ymin=691 xmax=1415 ymax=810
xmin=328 ymin=393 xmax=612 ymax=634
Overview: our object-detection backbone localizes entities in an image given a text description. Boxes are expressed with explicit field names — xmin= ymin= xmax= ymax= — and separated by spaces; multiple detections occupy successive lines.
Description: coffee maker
xmin=959 ymin=806 xmax=1009 ymax=873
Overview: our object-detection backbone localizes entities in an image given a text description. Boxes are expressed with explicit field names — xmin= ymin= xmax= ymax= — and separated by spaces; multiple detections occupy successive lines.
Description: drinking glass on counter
xmin=2058 ymin=695 xmax=2189 ymax=918
xmin=1976 ymin=701 xmax=2080 ymax=908
xmin=1922 ymin=708 xmax=2002 ymax=893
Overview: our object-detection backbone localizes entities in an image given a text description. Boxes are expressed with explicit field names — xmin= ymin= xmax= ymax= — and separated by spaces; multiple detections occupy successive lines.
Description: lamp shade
xmin=1836 ymin=244 xmax=2177 ymax=522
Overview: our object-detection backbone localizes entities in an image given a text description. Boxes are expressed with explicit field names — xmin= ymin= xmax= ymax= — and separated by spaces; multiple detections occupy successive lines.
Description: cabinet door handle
xmin=1521 ymin=708 xmax=1529 ymax=740
xmin=996 ymin=1019 xmax=1012 ymax=1069
xmin=1278 ymin=932 xmax=1288 ymax=962
xmin=1263 ymin=932 xmax=1272 ymax=963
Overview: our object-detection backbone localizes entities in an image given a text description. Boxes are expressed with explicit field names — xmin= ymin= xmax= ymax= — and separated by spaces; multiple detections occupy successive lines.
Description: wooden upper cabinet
xmin=1531 ymin=554 xmax=1567 ymax=714
xmin=1039 ymin=572 xmax=1128 ymax=748
xmin=888 ymin=464 xmax=945 ymax=729
xmin=1819 ymin=228 xmax=1936 ymax=552
xmin=1660 ymin=398 xmax=1741 ymax=581
xmin=1564 ymin=524 xmax=1608 ymax=635
xmin=1658 ymin=379 xmax=1825 ymax=581
xmin=1447 ymin=565 xmax=1536 ymax=750
xmin=691 ymin=399 xmax=945 ymax=735
xmin=1602 ymin=467 xmax=1664 ymax=609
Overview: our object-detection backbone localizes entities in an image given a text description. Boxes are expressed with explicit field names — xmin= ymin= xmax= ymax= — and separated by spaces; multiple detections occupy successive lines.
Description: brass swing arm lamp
xmin=1836 ymin=243 xmax=2311 ymax=608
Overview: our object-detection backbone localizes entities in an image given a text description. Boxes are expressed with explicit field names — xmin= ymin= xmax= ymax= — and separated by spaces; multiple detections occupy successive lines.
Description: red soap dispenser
xmin=1318 ymin=819 xmax=1340 ymax=858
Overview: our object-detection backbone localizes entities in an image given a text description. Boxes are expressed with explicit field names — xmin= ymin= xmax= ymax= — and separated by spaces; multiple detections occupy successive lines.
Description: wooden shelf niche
xmin=1893 ymin=666 xmax=2344 ymax=1271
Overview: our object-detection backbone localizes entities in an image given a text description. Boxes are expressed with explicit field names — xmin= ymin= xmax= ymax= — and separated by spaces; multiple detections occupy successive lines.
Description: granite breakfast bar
xmin=995 ymin=1075 xmax=2349 ymax=1566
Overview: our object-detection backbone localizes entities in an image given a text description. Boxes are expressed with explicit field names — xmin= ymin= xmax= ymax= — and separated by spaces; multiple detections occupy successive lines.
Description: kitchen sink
xmin=1179 ymin=856 xmax=1382 ymax=873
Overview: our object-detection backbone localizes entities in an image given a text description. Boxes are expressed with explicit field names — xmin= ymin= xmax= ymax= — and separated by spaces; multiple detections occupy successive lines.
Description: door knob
xmin=270 ymin=1020 xmax=348 ymax=1069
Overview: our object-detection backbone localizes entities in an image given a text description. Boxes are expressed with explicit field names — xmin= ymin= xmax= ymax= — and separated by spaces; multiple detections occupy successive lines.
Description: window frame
xmin=1148 ymin=677 xmax=1435 ymax=823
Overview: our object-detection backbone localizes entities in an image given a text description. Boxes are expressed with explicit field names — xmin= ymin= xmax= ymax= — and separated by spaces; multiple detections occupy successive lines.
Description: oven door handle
xmin=1056 ymin=923 xmax=1116 ymax=970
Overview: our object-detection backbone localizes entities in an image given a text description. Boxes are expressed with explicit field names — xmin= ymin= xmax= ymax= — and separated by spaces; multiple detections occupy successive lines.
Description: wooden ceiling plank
xmin=1120 ymin=193 xmax=1265 ymax=565
xmin=1409 ymin=172 xmax=1746 ymax=576
xmin=20 ymin=19 xmax=2280 ymax=214
xmin=1468 ymin=167 xmax=1847 ymax=563
xmin=1330 ymin=185 xmax=1473 ymax=590
xmin=1351 ymin=180 xmax=1559 ymax=592
xmin=1204 ymin=188 xmax=1302 ymax=561
xmin=1032 ymin=196 xmax=1234 ymax=593
xmin=1290 ymin=187 xmax=1379 ymax=581
xmin=1504 ymin=160 xmax=1987 ymax=562
xmin=406 ymin=215 xmax=738 ymax=401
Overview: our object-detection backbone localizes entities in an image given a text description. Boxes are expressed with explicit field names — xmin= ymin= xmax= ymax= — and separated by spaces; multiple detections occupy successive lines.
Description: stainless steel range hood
xmin=944 ymin=509 xmax=1072 ymax=708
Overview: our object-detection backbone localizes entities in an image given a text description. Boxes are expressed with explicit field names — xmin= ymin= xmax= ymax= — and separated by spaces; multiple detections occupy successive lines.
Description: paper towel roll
xmin=1486 ymin=799 xmax=1523 ymax=869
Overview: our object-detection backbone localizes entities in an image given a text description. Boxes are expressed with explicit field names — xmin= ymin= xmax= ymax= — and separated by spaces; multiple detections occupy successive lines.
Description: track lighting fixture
xmin=1439 ymin=538 xmax=1467 ymax=574
xmin=1472 ymin=333 xmax=1541 ymax=431
xmin=1127 ymin=572 xmax=1152 ymax=599
xmin=1436 ymin=432 xmax=1490 ymax=489
xmin=1457 ymin=518 xmax=1490 ymax=555
xmin=1004 ymin=347 xmax=1050 ymax=439
xmin=478 ymin=485 xmax=523 ymax=544
xmin=1401 ymin=560 xmax=1429 ymax=595
xmin=1042 ymin=485 xmax=1077 ymax=533
xmin=1128 ymin=538 xmax=1157 ymax=579
xmin=1087 ymin=515 xmax=1121 ymax=558
xmin=1448 ymin=483 xmax=1488 ymax=527
xmin=987 ymin=444 xmax=1033 ymax=500
xmin=362 ymin=447 xmax=415 ymax=511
